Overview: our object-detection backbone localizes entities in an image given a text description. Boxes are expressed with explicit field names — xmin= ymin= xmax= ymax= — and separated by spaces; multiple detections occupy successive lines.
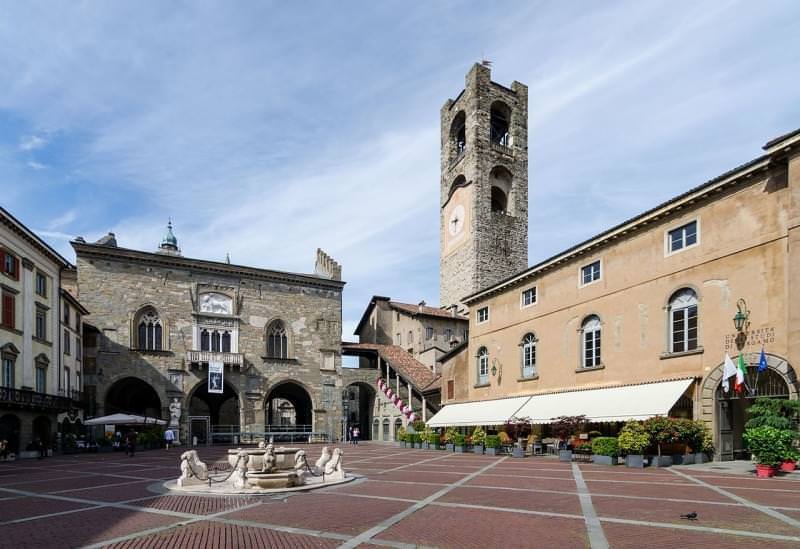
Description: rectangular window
xmin=35 ymin=366 xmax=46 ymax=393
xmin=64 ymin=367 xmax=71 ymax=393
xmin=35 ymin=272 xmax=47 ymax=297
xmin=668 ymin=220 xmax=698 ymax=253
xmin=583 ymin=330 xmax=601 ymax=368
xmin=581 ymin=261 xmax=601 ymax=285
xmin=76 ymin=338 xmax=82 ymax=360
xmin=2 ymin=251 xmax=19 ymax=280
xmin=521 ymin=287 xmax=537 ymax=307
xmin=478 ymin=354 xmax=489 ymax=385
xmin=63 ymin=303 xmax=70 ymax=325
xmin=1 ymin=292 xmax=15 ymax=329
xmin=1 ymin=357 xmax=13 ymax=387
xmin=35 ymin=308 xmax=46 ymax=340
xmin=76 ymin=371 xmax=81 ymax=392
xmin=462 ymin=329 xmax=469 ymax=342
xmin=671 ymin=305 xmax=698 ymax=352
xmin=447 ymin=380 xmax=454 ymax=400
xmin=64 ymin=329 xmax=71 ymax=355
xmin=426 ymin=326 xmax=434 ymax=340
xmin=76 ymin=312 xmax=81 ymax=330
xmin=444 ymin=328 xmax=453 ymax=342
xmin=477 ymin=307 xmax=489 ymax=324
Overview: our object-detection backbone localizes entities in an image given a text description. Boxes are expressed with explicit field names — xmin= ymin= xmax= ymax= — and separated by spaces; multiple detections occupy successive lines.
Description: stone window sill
xmin=32 ymin=337 xmax=52 ymax=347
xmin=261 ymin=356 xmax=299 ymax=364
xmin=473 ymin=382 xmax=490 ymax=389
xmin=517 ymin=375 xmax=539 ymax=382
xmin=575 ymin=365 xmax=605 ymax=373
xmin=134 ymin=349 xmax=173 ymax=356
xmin=0 ymin=324 xmax=22 ymax=336
xmin=660 ymin=347 xmax=704 ymax=360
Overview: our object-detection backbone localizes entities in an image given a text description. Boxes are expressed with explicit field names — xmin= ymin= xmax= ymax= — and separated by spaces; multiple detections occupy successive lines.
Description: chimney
xmin=418 ymin=300 xmax=426 ymax=312
xmin=314 ymin=248 xmax=342 ymax=281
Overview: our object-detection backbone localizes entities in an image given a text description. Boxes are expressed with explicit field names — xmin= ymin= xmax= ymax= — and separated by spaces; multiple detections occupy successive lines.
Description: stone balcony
xmin=186 ymin=350 xmax=244 ymax=369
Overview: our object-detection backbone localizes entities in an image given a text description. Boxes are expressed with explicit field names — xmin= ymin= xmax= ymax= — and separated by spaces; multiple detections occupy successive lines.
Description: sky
xmin=1 ymin=1 xmax=799 ymax=341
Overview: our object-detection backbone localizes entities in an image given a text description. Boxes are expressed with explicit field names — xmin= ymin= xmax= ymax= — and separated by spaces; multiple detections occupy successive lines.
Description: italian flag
xmin=735 ymin=353 xmax=747 ymax=393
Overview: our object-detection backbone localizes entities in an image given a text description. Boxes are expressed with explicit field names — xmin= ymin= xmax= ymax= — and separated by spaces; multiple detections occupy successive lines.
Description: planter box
xmin=780 ymin=460 xmax=797 ymax=472
xmin=414 ymin=443 xmax=422 ymax=449
xmin=695 ymin=453 xmax=709 ymax=463
xmin=486 ymin=447 xmax=499 ymax=456
xmin=454 ymin=445 xmax=465 ymax=453
xmin=672 ymin=454 xmax=694 ymax=465
xmin=651 ymin=455 xmax=673 ymax=467
xmin=399 ymin=441 xmax=406 ymax=448
xmin=446 ymin=443 xmax=455 ymax=452
xmin=472 ymin=446 xmax=484 ymax=455
xmin=625 ymin=454 xmax=644 ymax=468
xmin=592 ymin=455 xmax=616 ymax=466
xmin=558 ymin=450 xmax=573 ymax=462
xmin=512 ymin=447 xmax=525 ymax=458
xmin=422 ymin=442 xmax=431 ymax=450
xmin=756 ymin=464 xmax=777 ymax=478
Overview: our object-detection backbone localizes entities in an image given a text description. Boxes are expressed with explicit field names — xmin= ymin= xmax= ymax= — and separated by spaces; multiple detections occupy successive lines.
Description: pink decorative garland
xmin=376 ymin=377 xmax=417 ymax=422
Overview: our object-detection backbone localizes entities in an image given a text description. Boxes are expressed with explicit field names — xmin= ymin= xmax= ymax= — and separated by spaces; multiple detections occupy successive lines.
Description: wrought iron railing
xmin=0 ymin=387 xmax=73 ymax=411
xmin=186 ymin=350 xmax=244 ymax=367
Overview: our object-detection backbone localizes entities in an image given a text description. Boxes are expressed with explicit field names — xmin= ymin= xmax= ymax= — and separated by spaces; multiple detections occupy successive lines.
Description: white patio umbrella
xmin=84 ymin=413 xmax=167 ymax=426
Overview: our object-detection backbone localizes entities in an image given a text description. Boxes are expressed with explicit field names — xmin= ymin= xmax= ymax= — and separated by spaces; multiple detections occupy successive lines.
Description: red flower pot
xmin=779 ymin=460 xmax=796 ymax=472
xmin=755 ymin=464 xmax=777 ymax=478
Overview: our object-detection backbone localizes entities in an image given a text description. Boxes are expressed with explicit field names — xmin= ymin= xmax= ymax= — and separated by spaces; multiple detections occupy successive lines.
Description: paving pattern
xmin=1 ymin=444 xmax=799 ymax=548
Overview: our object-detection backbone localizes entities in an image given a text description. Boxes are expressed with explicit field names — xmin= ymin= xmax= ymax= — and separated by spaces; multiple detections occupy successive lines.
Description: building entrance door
xmin=189 ymin=416 xmax=210 ymax=445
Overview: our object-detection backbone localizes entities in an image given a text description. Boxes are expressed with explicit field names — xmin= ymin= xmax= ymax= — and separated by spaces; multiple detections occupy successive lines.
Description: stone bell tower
xmin=439 ymin=63 xmax=529 ymax=311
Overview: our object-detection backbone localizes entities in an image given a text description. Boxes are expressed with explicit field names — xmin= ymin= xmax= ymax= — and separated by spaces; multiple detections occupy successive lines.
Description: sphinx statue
xmin=177 ymin=450 xmax=208 ymax=486
xmin=231 ymin=451 xmax=250 ymax=489
xmin=313 ymin=446 xmax=331 ymax=475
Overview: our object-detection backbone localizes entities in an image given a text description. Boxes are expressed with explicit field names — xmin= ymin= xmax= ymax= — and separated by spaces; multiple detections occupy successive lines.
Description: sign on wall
xmin=208 ymin=361 xmax=224 ymax=394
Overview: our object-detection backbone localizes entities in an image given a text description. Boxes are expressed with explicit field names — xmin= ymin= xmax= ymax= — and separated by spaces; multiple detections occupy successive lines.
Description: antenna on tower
xmin=481 ymin=58 xmax=492 ymax=68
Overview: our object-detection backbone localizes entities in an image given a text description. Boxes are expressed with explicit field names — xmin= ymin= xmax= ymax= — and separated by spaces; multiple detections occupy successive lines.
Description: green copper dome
xmin=161 ymin=220 xmax=178 ymax=249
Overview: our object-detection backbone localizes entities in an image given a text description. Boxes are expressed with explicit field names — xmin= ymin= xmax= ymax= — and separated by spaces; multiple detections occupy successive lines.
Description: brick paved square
xmin=602 ymin=522 xmax=799 ymax=549
xmin=0 ymin=496 xmax=95 ymax=523
xmin=439 ymin=485 xmax=582 ymax=515
xmin=325 ymin=479 xmax=445 ymax=500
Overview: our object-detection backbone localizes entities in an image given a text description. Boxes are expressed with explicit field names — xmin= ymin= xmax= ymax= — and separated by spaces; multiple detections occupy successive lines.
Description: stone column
xmin=407 ymin=380 xmax=412 ymax=416
xmin=21 ymin=258 xmax=34 ymax=390
xmin=422 ymin=395 xmax=427 ymax=422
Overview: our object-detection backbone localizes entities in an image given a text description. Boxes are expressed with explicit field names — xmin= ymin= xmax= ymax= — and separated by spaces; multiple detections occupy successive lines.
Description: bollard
xmin=234 ymin=435 xmax=239 ymax=445
xmin=192 ymin=436 xmax=198 ymax=447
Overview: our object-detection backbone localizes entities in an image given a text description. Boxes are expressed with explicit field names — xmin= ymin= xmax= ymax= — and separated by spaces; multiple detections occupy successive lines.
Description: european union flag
xmin=758 ymin=346 xmax=768 ymax=372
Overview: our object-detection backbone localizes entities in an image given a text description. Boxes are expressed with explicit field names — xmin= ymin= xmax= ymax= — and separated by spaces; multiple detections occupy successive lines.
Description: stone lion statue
xmin=313 ymin=446 xmax=331 ymax=475
xmin=231 ymin=451 xmax=250 ymax=489
xmin=323 ymin=448 xmax=345 ymax=480
xmin=177 ymin=450 xmax=208 ymax=486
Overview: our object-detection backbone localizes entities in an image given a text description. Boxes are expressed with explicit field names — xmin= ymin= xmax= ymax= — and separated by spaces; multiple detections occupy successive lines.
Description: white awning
xmin=84 ymin=413 xmax=167 ymax=426
xmin=514 ymin=378 xmax=694 ymax=424
xmin=426 ymin=396 xmax=530 ymax=428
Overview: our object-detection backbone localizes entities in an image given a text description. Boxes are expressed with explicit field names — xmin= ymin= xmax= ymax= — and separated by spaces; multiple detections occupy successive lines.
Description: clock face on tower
xmin=448 ymin=204 xmax=465 ymax=236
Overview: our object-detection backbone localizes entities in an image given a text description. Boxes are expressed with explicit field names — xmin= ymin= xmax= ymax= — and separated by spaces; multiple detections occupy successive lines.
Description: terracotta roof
xmin=763 ymin=127 xmax=800 ymax=150
xmin=422 ymin=374 xmax=442 ymax=392
xmin=388 ymin=301 xmax=467 ymax=321
xmin=341 ymin=342 xmax=437 ymax=391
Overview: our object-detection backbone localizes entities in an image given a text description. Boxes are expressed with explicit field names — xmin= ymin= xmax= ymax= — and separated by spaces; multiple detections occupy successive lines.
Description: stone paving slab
xmin=601 ymin=521 xmax=800 ymax=548
xmin=64 ymin=480 xmax=161 ymax=502
xmin=722 ymin=487 xmax=800 ymax=508
xmin=0 ymin=495 xmax=96 ymax=523
xmin=325 ymin=479 xmax=443 ymax=500
xmin=440 ymin=485 xmax=583 ymax=515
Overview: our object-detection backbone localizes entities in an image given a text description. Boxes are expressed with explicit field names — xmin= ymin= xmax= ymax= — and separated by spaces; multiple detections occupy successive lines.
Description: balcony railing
xmin=186 ymin=350 xmax=244 ymax=368
xmin=0 ymin=387 xmax=74 ymax=411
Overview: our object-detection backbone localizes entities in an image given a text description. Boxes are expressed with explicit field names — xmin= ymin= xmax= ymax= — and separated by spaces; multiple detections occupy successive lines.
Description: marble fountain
xmin=164 ymin=442 xmax=355 ymax=495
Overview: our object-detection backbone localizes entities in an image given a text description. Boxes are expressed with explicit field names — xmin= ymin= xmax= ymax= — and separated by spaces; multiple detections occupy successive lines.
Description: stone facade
xmin=440 ymin=63 xmax=528 ymax=311
xmin=72 ymin=233 xmax=346 ymax=442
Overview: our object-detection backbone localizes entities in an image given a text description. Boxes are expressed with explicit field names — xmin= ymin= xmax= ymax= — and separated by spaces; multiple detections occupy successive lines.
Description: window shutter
xmin=2 ymin=294 xmax=13 ymax=328
xmin=12 ymin=256 xmax=19 ymax=280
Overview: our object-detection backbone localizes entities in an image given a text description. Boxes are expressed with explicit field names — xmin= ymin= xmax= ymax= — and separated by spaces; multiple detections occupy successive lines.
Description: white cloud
xmin=26 ymin=160 xmax=46 ymax=170
xmin=19 ymin=134 xmax=47 ymax=151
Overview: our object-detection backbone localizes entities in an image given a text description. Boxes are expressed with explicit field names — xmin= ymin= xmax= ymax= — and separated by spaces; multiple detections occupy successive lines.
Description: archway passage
xmin=715 ymin=366 xmax=790 ymax=460
xmin=189 ymin=380 xmax=239 ymax=444
xmin=105 ymin=377 xmax=162 ymax=418
xmin=265 ymin=382 xmax=313 ymax=435
xmin=33 ymin=416 xmax=52 ymax=447
xmin=0 ymin=414 xmax=21 ymax=453
xmin=345 ymin=382 xmax=376 ymax=441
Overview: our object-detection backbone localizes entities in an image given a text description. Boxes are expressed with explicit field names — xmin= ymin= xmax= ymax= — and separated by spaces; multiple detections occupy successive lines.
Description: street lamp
xmin=733 ymin=298 xmax=750 ymax=333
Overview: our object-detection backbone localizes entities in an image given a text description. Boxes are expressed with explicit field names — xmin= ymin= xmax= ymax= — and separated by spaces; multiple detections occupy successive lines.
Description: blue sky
xmin=2 ymin=1 xmax=799 ymax=340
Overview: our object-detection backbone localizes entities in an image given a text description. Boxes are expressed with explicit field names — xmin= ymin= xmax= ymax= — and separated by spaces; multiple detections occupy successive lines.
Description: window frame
xmin=1 ymin=291 xmax=16 ymax=329
xmin=476 ymin=306 xmax=489 ymax=324
xmin=521 ymin=286 xmax=537 ymax=308
xmin=1 ymin=356 xmax=14 ymax=388
xmin=136 ymin=307 xmax=164 ymax=351
xmin=520 ymin=333 xmax=537 ymax=378
xmin=1 ymin=250 xmax=19 ymax=280
xmin=665 ymin=219 xmax=700 ymax=256
xmin=668 ymin=289 xmax=699 ymax=353
xmin=267 ymin=320 xmax=289 ymax=359
xmin=579 ymin=260 xmax=602 ymax=287
xmin=63 ymin=329 xmax=71 ymax=355
xmin=35 ymin=364 xmax=46 ymax=393
xmin=35 ymin=307 xmax=47 ymax=340
xmin=35 ymin=271 xmax=47 ymax=297
xmin=477 ymin=347 xmax=489 ymax=385
xmin=425 ymin=326 xmax=434 ymax=340
xmin=580 ymin=316 xmax=602 ymax=369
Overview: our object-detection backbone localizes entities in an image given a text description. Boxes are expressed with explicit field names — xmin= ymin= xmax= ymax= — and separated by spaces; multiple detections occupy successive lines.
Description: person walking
xmin=125 ymin=430 xmax=137 ymax=457
xmin=164 ymin=428 xmax=175 ymax=450
xmin=348 ymin=425 xmax=353 ymax=445
xmin=352 ymin=426 xmax=360 ymax=446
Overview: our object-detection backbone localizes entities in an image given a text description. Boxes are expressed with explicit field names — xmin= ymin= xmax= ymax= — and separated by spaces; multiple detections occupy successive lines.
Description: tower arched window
xmin=136 ymin=307 xmax=163 ymax=351
xmin=521 ymin=333 xmax=537 ymax=378
xmin=490 ymin=101 xmax=511 ymax=147
xmin=450 ymin=110 xmax=466 ymax=158
xmin=581 ymin=316 xmax=601 ymax=369
xmin=477 ymin=347 xmax=489 ymax=385
xmin=267 ymin=320 xmax=289 ymax=359
xmin=669 ymin=289 xmax=698 ymax=353
xmin=489 ymin=166 xmax=512 ymax=215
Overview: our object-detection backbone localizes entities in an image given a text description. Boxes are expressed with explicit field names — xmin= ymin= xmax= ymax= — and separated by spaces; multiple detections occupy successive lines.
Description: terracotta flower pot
xmin=755 ymin=464 xmax=777 ymax=478
xmin=779 ymin=460 xmax=796 ymax=472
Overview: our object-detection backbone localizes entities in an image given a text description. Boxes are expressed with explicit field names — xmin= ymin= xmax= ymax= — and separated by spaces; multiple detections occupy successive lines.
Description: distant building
xmin=0 ymin=207 xmax=85 ymax=454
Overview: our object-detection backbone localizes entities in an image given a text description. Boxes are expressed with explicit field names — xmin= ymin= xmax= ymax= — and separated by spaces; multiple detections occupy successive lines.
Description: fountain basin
xmin=227 ymin=447 xmax=301 ymax=472
xmin=246 ymin=471 xmax=300 ymax=489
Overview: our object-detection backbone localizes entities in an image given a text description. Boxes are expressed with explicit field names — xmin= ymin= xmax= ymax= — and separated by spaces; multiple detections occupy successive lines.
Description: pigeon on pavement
xmin=680 ymin=512 xmax=698 ymax=521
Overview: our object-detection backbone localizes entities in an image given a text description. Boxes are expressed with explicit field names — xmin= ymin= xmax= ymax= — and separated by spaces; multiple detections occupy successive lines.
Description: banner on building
xmin=208 ymin=362 xmax=224 ymax=394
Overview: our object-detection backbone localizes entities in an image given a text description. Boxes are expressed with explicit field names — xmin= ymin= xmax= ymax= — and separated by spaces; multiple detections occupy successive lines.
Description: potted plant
xmin=780 ymin=448 xmax=799 ymax=472
xmin=644 ymin=416 xmax=677 ymax=467
xmin=426 ymin=430 xmax=439 ymax=450
xmin=471 ymin=426 xmax=486 ymax=455
xmin=618 ymin=421 xmax=650 ymax=468
xmin=743 ymin=426 xmax=792 ymax=478
xmin=413 ymin=433 xmax=423 ymax=449
xmin=551 ymin=415 xmax=586 ymax=462
xmin=419 ymin=426 xmax=432 ymax=450
xmin=453 ymin=433 xmax=466 ymax=453
xmin=485 ymin=435 xmax=500 ymax=456
xmin=591 ymin=436 xmax=619 ymax=466
xmin=396 ymin=426 xmax=407 ymax=447
xmin=444 ymin=427 xmax=458 ymax=452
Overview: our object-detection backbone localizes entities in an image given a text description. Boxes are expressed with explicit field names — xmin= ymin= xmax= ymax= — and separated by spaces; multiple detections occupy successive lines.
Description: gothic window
xmin=521 ymin=333 xmax=537 ymax=378
xmin=450 ymin=110 xmax=466 ymax=157
xmin=136 ymin=307 xmax=163 ymax=351
xmin=581 ymin=316 xmax=602 ymax=369
xmin=211 ymin=330 xmax=220 ymax=351
xmin=221 ymin=331 xmax=231 ymax=353
xmin=200 ymin=329 xmax=210 ymax=351
xmin=267 ymin=320 xmax=289 ymax=359
xmin=477 ymin=347 xmax=489 ymax=385
xmin=491 ymin=186 xmax=508 ymax=213
xmin=489 ymin=166 xmax=512 ymax=214
xmin=490 ymin=101 xmax=511 ymax=146
xmin=669 ymin=289 xmax=698 ymax=353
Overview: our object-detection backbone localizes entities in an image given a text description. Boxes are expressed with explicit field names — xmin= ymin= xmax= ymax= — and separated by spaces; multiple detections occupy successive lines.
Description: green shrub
xmin=396 ymin=426 xmax=407 ymax=442
xmin=591 ymin=437 xmax=619 ymax=457
xmin=471 ymin=426 xmax=487 ymax=446
xmin=617 ymin=421 xmax=650 ymax=455
xmin=453 ymin=434 xmax=466 ymax=446
xmin=744 ymin=426 xmax=793 ymax=467
xmin=485 ymin=435 xmax=500 ymax=449
xmin=745 ymin=398 xmax=798 ymax=430
xmin=443 ymin=427 xmax=458 ymax=444
xmin=426 ymin=430 xmax=439 ymax=444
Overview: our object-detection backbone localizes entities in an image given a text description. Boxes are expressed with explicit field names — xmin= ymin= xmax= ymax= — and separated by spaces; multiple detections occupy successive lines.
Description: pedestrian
xmin=164 ymin=428 xmax=174 ymax=450
xmin=352 ymin=426 xmax=360 ymax=445
xmin=35 ymin=438 xmax=46 ymax=459
xmin=125 ymin=430 xmax=137 ymax=457
xmin=348 ymin=425 xmax=353 ymax=445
